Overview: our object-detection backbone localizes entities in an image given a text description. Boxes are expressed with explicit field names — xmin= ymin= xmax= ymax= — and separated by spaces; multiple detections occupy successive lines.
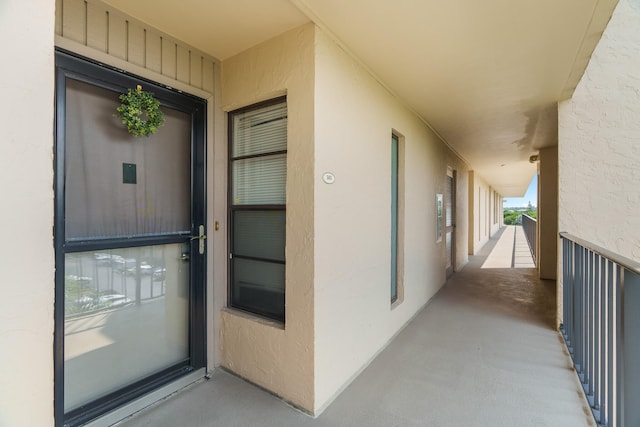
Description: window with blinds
xmin=229 ymin=98 xmax=287 ymax=322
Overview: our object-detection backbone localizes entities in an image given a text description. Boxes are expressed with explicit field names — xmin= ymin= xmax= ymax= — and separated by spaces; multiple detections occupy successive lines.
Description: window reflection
xmin=64 ymin=247 xmax=174 ymax=318
xmin=64 ymin=243 xmax=189 ymax=411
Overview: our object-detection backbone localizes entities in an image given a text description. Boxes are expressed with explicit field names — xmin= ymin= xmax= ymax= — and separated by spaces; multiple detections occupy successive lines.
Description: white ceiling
xmin=103 ymin=0 xmax=618 ymax=196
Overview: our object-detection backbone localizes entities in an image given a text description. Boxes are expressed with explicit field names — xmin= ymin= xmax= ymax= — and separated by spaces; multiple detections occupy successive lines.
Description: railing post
xmin=623 ymin=269 xmax=640 ymax=427
xmin=591 ymin=252 xmax=598 ymax=397
xmin=574 ymin=245 xmax=584 ymax=375
xmin=614 ymin=265 xmax=622 ymax=427
xmin=597 ymin=256 xmax=606 ymax=425
xmin=564 ymin=238 xmax=574 ymax=350
xmin=607 ymin=260 xmax=615 ymax=427
xmin=585 ymin=250 xmax=593 ymax=396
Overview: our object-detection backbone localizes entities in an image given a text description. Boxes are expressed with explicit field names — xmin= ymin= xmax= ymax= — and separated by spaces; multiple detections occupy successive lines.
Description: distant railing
xmin=560 ymin=232 xmax=640 ymax=427
xmin=521 ymin=214 xmax=537 ymax=262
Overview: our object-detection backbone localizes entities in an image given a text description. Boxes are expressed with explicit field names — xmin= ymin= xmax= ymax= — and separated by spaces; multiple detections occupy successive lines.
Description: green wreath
xmin=116 ymin=86 xmax=164 ymax=137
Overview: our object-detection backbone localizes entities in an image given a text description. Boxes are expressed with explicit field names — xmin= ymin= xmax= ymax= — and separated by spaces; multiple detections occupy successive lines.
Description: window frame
xmin=391 ymin=133 xmax=399 ymax=303
xmin=227 ymin=96 xmax=287 ymax=323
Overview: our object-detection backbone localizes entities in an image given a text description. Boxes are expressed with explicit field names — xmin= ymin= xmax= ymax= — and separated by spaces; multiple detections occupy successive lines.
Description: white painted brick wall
xmin=558 ymin=0 xmax=640 ymax=262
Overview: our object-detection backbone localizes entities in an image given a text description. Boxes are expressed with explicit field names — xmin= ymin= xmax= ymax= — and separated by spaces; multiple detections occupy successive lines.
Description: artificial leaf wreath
xmin=116 ymin=85 xmax=164 ymax=137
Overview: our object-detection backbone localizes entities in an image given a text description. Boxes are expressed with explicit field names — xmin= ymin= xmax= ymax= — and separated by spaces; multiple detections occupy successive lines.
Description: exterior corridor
xmin=120 ymin=226 xmax=592 ymax=427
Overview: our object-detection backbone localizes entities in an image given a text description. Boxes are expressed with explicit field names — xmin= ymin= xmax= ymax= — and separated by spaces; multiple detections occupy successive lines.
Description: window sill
xmin=222 ymin=307 xmax=285 ymax=330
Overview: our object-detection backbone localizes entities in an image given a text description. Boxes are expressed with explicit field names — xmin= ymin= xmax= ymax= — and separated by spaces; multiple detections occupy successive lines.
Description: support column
xmin=538 ymin=146 xmax=558 ymax=279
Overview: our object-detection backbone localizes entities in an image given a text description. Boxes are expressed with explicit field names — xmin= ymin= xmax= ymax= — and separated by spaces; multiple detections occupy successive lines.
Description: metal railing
xmin=560 ymin=232 xmax=640 ymax=427
xmin=521 ymin=214 xmax=537 ymax=262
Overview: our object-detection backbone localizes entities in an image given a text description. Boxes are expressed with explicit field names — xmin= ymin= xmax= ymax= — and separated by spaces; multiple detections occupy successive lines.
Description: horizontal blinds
xmin=232 ymin=154 xmax=286 ymax=205
xmin=233 ymin=210 xmax=285 ymax=261
xmin=232 ymin=258 xmax=285 ymax=292
xmin=232 ymin=103 xmax=287 ymax=158
xmin=231 ymin=258 xmax=285 ymax=320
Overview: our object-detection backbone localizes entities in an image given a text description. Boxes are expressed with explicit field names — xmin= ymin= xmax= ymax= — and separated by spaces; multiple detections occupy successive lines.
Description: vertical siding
xmin=127 ymin=22 xmax=145 ymax=67
xmin=86 ymin=2 xmax=107 ymax=52
xmin=176 ymin=46 xmax=190 ymax=84
xmin=146 ymin=32 xmax=162 ymax=74
xmin=62 ymin=0 xmax=85 ymax=44
xmin=107 ymin=12 xmax=127 ymax=60
xmin=55 ymin=0 xmax=217 ymax=93
xmin=161 ymin=38 xmax=177 ymax=78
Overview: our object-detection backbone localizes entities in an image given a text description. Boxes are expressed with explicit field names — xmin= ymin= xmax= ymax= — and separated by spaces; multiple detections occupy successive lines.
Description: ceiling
xmin=102 ymin=0 xmax=618 ymax=196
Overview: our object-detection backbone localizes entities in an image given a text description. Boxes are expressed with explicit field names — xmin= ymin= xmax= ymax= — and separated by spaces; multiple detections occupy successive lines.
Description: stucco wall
xmin=220 ymin=24 xmax=316 ymax=411
xmin=312 ymin=28 xmax=470 ymax=411
xmin=558 ymin=0 xmax=640 ymax=263
xmin=0 ymin=1 xmax=55 ymax=426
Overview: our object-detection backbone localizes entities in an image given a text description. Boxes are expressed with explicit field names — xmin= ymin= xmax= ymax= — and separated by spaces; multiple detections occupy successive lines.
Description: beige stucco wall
xmin=453 ymin=165 xmax=471 ymax=272
xmin=538 ymin=146 xmax=558 ymax=280
xmin=312 ymin=28 xmax=469 ymax=411
xmin=468 ymin=172 xmax=501 ymax=255
xmin=558 ymin=0 xmax=640 ymax=262
xmin=220 ymin=24 xmax=316 ymax=411
xmin=0 ymin=1 xmax=56 ymax=426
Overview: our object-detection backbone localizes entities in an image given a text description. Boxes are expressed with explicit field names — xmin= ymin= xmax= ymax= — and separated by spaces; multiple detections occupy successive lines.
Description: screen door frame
xmin=53 ymin=49 xmax=207 ymax=427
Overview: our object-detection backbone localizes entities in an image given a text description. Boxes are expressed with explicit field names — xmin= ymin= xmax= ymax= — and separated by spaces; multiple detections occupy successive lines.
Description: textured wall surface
xmin=0 ymin=1 xmax=55 ymax=426
xmin=220 ymin=24 xmax=316 ymax=412
xmin=558 ymin=0 xmax=640 ymax=262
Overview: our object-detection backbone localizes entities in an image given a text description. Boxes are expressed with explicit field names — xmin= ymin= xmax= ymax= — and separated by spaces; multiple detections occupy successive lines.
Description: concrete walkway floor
xmin=119 ymin=227 xmax=592 ymax=427
xmin=482 ymin=225 xmax=535 ymax=269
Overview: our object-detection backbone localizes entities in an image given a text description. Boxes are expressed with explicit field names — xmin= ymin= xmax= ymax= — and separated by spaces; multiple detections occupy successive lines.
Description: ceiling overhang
xmin=102 ymin=0 xmax=619 ymax=196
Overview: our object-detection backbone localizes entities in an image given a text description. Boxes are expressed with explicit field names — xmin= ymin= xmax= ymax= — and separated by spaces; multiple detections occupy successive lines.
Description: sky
xmin=503 ymin=174 xmax=537 ymax=208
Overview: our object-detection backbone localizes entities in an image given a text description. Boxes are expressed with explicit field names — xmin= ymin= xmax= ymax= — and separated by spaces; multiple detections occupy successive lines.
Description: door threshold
xmin=86 ymin=368 xmax=207 ymax=427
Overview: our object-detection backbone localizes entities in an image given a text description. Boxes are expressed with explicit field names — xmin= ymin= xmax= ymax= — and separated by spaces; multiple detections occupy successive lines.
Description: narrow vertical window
xmin=391 ymin=134 xmax=399 ymax=303
xmin=229 ymin=98 xmax=287 ymax=322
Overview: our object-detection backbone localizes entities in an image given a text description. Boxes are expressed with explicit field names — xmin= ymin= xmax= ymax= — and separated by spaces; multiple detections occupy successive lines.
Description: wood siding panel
xmin=161 ymin=39 xmax=177 ymax=79
xmin=56 ymin=0 xmax=217 ymax=97
xmin=86 ymin=3 xmax=107 ymax=52
xmin=190 ymin=54 xmax=203 ymax=89
xmin=62 ymin=0 xmax=85 ymax=44
xmin=128 ymin=22 xmax=146 ymax=67
xmin=176 ymin=46 xmax=190 ymax=84
xmin=107 ymin=13 xmax=127 ymax=60
xmin=146 ymin=32 xmax=162 ymax=73
xmin=203 ymin=60 xmax=214 ymax=93
xmin=55 ymin=0 xmax=63 ymax=36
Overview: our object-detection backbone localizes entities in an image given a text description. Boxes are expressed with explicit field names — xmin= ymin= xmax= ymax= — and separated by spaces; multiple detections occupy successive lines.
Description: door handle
xmin=190 ymin=225 xmax=207 ymax=255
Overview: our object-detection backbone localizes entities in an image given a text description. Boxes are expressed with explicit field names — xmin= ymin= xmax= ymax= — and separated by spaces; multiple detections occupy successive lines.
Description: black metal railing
xmin=560 ymin=232 xmax=640 ymax=427
xmin=521 ymin=214 xmax=537 ymax=262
